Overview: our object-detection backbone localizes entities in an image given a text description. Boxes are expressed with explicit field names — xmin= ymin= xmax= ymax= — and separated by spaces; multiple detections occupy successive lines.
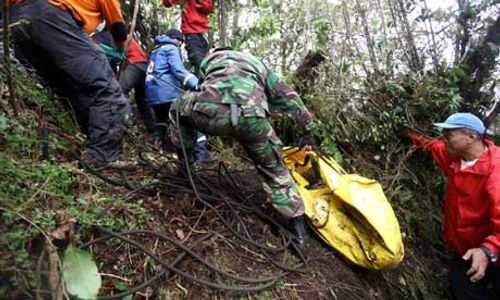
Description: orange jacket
xmin=9 ymin=0 xmax=124 ymax=35
xmin=410 ymin=133 xmax=500 ymax=262
xmin=47 ymin=0 xmax=124 ymax=34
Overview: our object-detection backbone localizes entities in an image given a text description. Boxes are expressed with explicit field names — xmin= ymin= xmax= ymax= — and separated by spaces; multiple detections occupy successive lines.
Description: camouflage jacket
xmin=194 ymin=49 xmax=314 ymax=131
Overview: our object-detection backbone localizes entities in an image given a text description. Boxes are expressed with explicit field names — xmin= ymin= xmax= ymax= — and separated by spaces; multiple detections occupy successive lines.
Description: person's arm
xmin=100 ymin=0 xmax=127 ymax=48
xmin=162 ymin=0 xmax=180 ymax=7
xmin=193 ymin=0 xmax=214 ymax=14
xmin=167 ymin=49 xmax=199 ymax=90
xmin=408 ymin=132 xmax=452 ymax=172
xmin=265 ymin=72 xmax=314 ymax=133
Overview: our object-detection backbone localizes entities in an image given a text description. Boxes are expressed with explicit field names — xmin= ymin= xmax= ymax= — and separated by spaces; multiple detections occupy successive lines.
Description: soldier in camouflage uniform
xmin=169 ymin=49 xmax=315 ymax=246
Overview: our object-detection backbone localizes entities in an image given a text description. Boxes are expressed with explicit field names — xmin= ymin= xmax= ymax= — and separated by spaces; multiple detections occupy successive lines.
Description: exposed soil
xmin=1 ymin=130 xmax=418 ymax=300
xmin=66 ymin=150 xmax=403 ymax=300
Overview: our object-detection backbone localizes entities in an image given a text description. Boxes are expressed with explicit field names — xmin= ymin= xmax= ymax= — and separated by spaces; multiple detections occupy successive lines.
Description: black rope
xmin=93 ymin=226 xmax=286 ymax=292
xmin=81 ymin=233 xmax=213 ymax=300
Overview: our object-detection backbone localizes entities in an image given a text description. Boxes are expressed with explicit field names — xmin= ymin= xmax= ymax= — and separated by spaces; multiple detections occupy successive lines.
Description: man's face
xmin=441 ymin=128 xmax=475 ymax=155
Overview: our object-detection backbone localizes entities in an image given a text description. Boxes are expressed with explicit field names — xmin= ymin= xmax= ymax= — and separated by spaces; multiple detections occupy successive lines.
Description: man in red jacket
xmin=409 ymin=112 xmax=500 ymax=299
xmin=162 ymin=0 xmax=213 ymax=72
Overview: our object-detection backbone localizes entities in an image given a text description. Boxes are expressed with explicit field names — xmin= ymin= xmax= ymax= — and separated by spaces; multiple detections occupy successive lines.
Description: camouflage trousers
xmin=170 ymin=99 xmax=305 ymax=222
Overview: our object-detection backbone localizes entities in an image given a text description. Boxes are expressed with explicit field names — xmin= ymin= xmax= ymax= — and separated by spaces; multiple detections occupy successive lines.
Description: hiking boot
xmin=152 ymin=124 xmax=168 ymax=149
xmin=289 ymin=215 xmax=308 ymax=247
xmin=152 ymin=137 xmax=165 ymax=152
xmin=79 ymin=151 xmax=137 ymax=171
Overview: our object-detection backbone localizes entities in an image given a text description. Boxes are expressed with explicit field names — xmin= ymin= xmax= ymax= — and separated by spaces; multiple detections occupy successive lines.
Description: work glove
xmin=183 ymin=75 xmax=199 ymax=91
xmin=298 ymin=135 xmax=316 ymax=150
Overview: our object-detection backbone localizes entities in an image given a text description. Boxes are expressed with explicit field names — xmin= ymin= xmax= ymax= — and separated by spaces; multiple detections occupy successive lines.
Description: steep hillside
xmin=0 ymin=71 xmax=449 ymax=299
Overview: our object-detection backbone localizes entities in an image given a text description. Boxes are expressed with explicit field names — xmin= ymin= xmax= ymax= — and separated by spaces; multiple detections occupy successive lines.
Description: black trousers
xmin=119 ymin=62 xmax=155 ymax=130
xmin=10 ymin=0 xmax=130 ymax=162
xmin=450 ymin=256 xmax=500 ymax=300
xmin=184 ymin=33 xmax=209 ymax=73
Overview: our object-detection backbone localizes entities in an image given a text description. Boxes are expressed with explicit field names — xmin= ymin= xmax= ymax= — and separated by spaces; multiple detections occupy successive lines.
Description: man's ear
xmin=467 ymin=132 xmax=480 ymax=141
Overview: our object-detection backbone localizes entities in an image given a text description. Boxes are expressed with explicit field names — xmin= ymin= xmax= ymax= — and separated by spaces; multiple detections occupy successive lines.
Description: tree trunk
xmin=458 ymin=13 xmax=500 ymax=114
xmin=393 ymin=0 xmax=423 ymax=74
xmin=295 ymin=51 xmax=326 ymax=81
xmin=355 ymin=0 xmax=380 ymax=76
xmin=422 ymin=0 xmax=439 ymax=69
xmin=2 ymin=0 xmax=19 ymax=116
xmin=454 ymin=0 xmax=471 ymax=65
xmin=341 ymin=0 xmax=371 ymax=78
xmin=218 ymin=0 xmax=228 ymax=46
xmin=485 ymin=100 xmax=500 ymax=128
xmin=375 ymin=0 xmax=393 ymax=76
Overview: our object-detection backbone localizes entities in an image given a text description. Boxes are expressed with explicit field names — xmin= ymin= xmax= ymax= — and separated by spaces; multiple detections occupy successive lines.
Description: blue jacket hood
xmin=145 ymin=36 xmax=198 ymax=105
xmin=154 ymin=35 xmax=178 ymax=46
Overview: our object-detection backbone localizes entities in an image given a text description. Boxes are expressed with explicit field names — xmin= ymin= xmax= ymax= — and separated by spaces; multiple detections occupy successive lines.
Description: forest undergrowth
xmin=0 ymin=60 xmax=470 ymax=299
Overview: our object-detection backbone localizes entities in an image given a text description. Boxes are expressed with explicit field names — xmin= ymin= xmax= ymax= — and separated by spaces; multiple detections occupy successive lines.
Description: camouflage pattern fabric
xmin=196 ymin=49 xmax=314 ymax=132
xmin=169 ymin=49 xmax=314 ymax=221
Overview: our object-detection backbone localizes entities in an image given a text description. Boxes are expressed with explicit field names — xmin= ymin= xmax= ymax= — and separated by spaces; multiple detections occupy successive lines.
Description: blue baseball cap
xmin=433 ymin=112 xmax=492 ymax=135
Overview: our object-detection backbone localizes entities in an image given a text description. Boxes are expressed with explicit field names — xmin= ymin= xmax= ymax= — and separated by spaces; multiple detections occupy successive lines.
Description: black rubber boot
xmin=289 ymin=215 xmax=308 ymax=247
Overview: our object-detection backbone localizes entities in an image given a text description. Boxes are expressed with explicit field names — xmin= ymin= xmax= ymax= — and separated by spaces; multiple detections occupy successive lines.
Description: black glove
xmin=298 ymin=135 xmax=316 ymax=149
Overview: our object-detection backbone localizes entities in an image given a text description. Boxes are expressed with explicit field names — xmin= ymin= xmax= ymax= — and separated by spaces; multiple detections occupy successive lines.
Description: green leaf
xmin=114 ymin=281 xmax=128 ymax=291
xmin=62 ymin=246 xmax=101 ymax=300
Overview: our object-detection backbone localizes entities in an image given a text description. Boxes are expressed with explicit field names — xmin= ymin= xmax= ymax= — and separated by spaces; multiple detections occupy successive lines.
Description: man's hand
xmin=463 ymin=248 xmax=489 ymax=282
xmin=299 ymin=135 xmax=315 ymax=151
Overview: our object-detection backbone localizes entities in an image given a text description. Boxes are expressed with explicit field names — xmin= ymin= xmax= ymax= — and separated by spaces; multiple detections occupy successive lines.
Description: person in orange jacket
xmin=409 ymin=113 xmax=500 ymax=299
xmin=162 ymin=0 xmax=213 ymax=72
xmin=8 ymin=0 xmax=134 ymax=169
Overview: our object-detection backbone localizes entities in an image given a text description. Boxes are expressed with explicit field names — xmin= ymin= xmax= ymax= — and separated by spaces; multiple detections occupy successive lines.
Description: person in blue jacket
xmin=145 ymin=29 xmax=211 ymax=162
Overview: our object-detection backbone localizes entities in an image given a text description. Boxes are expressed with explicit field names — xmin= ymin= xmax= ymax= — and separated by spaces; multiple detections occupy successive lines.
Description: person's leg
xmin=119 ymin=63 xmax=155 ymax=131
xmin=118 ymin=65 xmax=135 ymax=96
xmin=184 ymin=33 xmax=209 ymax=73
xmin=133 ymin=63 xmax=155 ymax=131
xmin=193 ymin=132 xmax=212 ymax=162
xmin=151 ymin=102 xmax=171 ymax=149
xmin=169 ymin=99 xmax=196 ymax=163
xmin=10 ymin=0 xmax=130 ymax=162
xmin=449 ymin=256 xmax=490 ymax=300
xmin=238 ymin=117 xmax=305 ymax=223
xmin=10 ymin=3 xmax=90 ymax=132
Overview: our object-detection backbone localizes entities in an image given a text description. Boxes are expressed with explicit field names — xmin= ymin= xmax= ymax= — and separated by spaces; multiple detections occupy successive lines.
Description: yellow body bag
xmin=283 ymin=147 xmax=404 ymax=270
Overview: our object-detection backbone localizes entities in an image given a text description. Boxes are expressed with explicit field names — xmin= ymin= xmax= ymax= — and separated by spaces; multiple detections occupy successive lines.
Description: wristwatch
xmin=480 ymin=246 xmax=498 ymax=263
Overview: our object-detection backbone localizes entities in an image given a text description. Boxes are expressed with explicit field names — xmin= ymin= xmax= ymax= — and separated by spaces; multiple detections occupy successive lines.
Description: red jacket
xmin=163 ymin=0 xmax=213 ymax=34
xmin=126 ymin=39 xmax=148 ymax=64
xmin=410 ymin=133 xmax=500 ymax=261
